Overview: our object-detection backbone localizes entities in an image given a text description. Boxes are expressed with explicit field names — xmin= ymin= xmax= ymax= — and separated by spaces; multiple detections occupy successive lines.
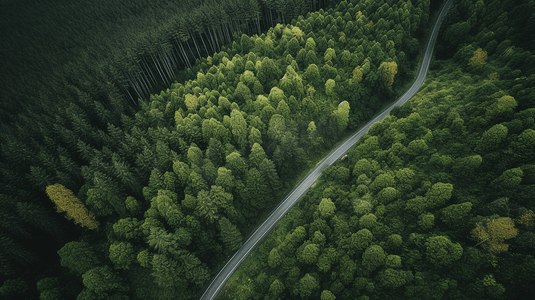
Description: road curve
xmin=199 ymin=1 xmax=454 ymax=299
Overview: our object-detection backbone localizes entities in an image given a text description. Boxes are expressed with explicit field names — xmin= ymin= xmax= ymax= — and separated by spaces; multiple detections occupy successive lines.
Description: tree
xmin=318 ymin=198 xmax=336 ymax=218
xmin=469 ymin=48 xmax=487 ymax=68
xmin=269 ymin=279 xmax=285 ymax=297
xmin=424 ymin=182 xmax=453 ymax=209
xmin=148 ymin=227 xmax=177 ymax=254
xmin=298 ymin=243 xmax=320 ymax=265
xmin=304 ymin=64 xmax=321 ymax=86
xmin=296 ymin=273 xmax=319 ymax=299
xmin=184 ymin=93 xmax=199 ymax=112
xmin=377 ymin=268 xmax=410 ymax=288
xmin=325 ymin=79 xmax=336 ymax=98
xmin=377 ymin=187 xmax=398 ymax=204
xmin=46 ymin=184 xmax=99 ymax=229
xmin=491 ymin=168 xmax=523 ymax=190
xmin=268 ymin=247 xmax=282 ymax=268
xmin=472 ymin=217 xmax=519 ymax=257
xmin=369 ymin=173 xmax=395 ymax=193
xmin=385 ymin=255 xmax=402 ymax=268
xmin=425 ymin=236 xmax=463 ymax=267
xmin=113 ymin=218 xmax=142 ymax=240
xmin=219 ymin=217 xmax=242 ymax=252
xmin=362 ymin=245 xmax=385 ymax=271
xmin=440 ymin=202 xmax=472 ymax=227
xmin=151 ymin=253 xmax=186 ymax=288
xmin=215 ymin=167 xmax=235 ymax=191
xmin=249 ymin=143 xmax=267 ymax=168
xmin=58 ymin=241 xmax=100 ymax=275
xmin=349 ymin=229 xmax=373 ymax=253
xmin=476 ymin=124 xmax=508 ymax=152
xmin=230 ymin=109 xmax=248 ymax=149
xmin=359 ymin=213 xmax=378 ymax=229
xmin=418 ymin=213 xmax=435 ymax=230
xmin=196 ymin=190 xmax=219 ymax=223
xmin=378 ymin=61 xmax=398 ymax=88
xmin=307 ymin=121 xmax=323 ymax=149
xmin=244 ymin=167 xmax=271 ymax=210
xmin=332 ymin=101 xmax=350 ymax=132
xmin=82 ymin=265 xmax=126 ymax=295
xmin=353 ymin=197 xmax=373 ymax=216
xmin=109 ymin=242 xmax=136 ymax=270
xmin=321 ymin=290 xmax=336 ymax=300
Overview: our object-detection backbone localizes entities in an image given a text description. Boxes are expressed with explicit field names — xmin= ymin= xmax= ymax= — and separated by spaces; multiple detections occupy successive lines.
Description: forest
xmin=0 ymin=0 xmax=533 ymax=299
xmin=220 ymin=0 xmax=535 ymax=299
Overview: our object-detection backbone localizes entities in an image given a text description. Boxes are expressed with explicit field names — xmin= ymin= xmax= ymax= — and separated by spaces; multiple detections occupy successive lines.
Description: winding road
xmin=199 ymin=1 xmax=454 ymax=299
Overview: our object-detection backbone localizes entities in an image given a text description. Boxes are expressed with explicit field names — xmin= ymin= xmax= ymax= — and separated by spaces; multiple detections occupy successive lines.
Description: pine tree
xmin=218 ymin=217 xmax=243 ymax=252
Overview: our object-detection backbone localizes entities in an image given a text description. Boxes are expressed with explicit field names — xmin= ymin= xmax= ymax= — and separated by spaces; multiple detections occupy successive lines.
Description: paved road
xmin=199 ymin=1 xmax=454 ymax=299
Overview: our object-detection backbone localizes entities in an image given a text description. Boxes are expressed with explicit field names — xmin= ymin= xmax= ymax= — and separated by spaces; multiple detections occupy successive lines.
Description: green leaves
xmin=425 ymin=236 xmax=463 ymax=267
xmin=109 ymin=242 xmax=135 ymax=270
xmin=58 ymin=241 xmax=100 ymax=275
xmin=219 ymin=217 xmax=242 ymax=252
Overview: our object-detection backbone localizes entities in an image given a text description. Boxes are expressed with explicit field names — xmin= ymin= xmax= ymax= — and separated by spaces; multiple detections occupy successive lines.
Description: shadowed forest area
xmin=0 ymin=0 xmax=534 ymax=299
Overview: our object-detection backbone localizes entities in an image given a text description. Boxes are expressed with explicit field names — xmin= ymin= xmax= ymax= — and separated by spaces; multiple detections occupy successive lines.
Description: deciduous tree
xmin=46 ymin=184 xmax=99 ymax=229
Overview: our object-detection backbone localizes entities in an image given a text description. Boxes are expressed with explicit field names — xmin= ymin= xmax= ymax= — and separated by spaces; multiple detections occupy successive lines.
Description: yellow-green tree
xmin=352 ymin=66 xmax=363 ymax=84
xmin=46 ymin=184 xmax=99 ymax=229
xmin=378 ymin=61 xmax=398 ymax=87
xmin=472 ymin=217 xmax=518 ymax=257
xmin=469 ymin=48 xmax=487 ymax=68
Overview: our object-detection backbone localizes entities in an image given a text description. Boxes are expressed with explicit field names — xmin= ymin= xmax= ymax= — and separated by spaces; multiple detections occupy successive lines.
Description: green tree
xmin=440 ymin=202 xmax=472 ymax=227
xmin=377 ymin=268 xmax=410 ymax=288
xmin=58 ymin=241 xmax=100 ymax=275
xmin=215 ymin=167 xmax=235 ymax=191
xmin=321 ymin=290 xmax=336 ymax=300
xmin=109 ymin=242 xmax=135 ymax=270
xmin=425 ymin=236 xmax=463 ymax=267
xmin=304 ymin=64 xmax=321 ymax=86
xmin=151 ymin=253 xmax=186 ymax=288
xmin=226 ymin=151 xmax=248 ymax=179
xmin=298 ymin=243 xmax=320 ymax=265
xmin=269 ymin=279 xmax=285 ymax=297
xmin=476 ymin=124 xmax=508 ymax=152
xmin=318 ymin=198 xmax=336 ymax=219
xmin=424 ymin=183 xmax=453 ymax=209
xmin=296 ymin=273 xmax=319 ymax=299
xmin=491 ymin=168 xmax=523 ymax=190
xmin=147 ymin=227 xmax=177 ymax=254
xmin=418 ymin=213 xmax=435 ymax=230
xmin=359 ymin=213 xmax=378 ymax=229
xmin=369 ymin=173 xmax=395 ymax=193
xmin=332 ymin=101 xmax=350 ymax=132
xmin=219 ymin=217 xmax=242 ymax=252
xmin=349 ymin=229 xmax=373 ymax=253
xmin=268 ymin=247 xmax=282 ymax=268
xmin=385 ymin=255 xmax=402 ymax=268
xmin=325 ymin=79 xmax=336 ymax=98
xmin=82 ymin=265 xmax=126 ymax=295
xmin=230 ymin=109 xmax=248 ymax=149
xmin=362 ymin=245 xmax=385 ymax=271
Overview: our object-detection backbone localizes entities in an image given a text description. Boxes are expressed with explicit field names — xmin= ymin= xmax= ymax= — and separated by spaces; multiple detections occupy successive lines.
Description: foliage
xmin=46 ymin=184 xmax=99 ymax=229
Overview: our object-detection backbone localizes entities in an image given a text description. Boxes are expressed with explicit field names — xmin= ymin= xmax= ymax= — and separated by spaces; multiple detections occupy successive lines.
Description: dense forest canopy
xmin=0 ymin=0 xmax=436 ymax=298
xmin=220 ymin=0 xmax=535 ymax=299
xmin=1 ymin=0 xmax=533 ymax=299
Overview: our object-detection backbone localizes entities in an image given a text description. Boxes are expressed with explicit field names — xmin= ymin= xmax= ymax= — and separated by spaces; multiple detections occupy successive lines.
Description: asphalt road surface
xmin=199 ymin=1 xmax=454 ymax=299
